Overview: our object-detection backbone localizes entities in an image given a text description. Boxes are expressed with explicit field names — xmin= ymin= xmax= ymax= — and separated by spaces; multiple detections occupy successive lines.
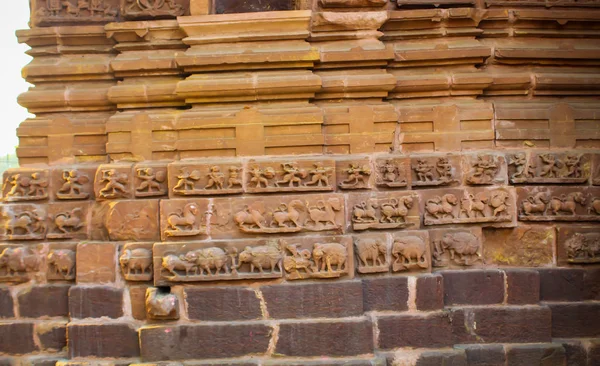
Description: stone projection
xmin=0 ymin=0 xmax=599 ymax=365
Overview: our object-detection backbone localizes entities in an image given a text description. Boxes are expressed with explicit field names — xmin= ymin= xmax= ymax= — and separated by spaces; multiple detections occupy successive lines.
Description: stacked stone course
xmin=1 ymin=0 xmax=600 ymax=364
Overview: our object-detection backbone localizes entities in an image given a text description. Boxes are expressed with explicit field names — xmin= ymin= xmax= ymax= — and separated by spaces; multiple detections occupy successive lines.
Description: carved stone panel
xmin=52 ymin=166 xmax=96 ymax=201
xmin=410 ymin=155 xmax=460 ymax=188
xmin=215 ymin=0 xmax=297 ymax=14
xmin=121 ymin=0 xmax=188 ymax=20
xmin=421 ymin=187 xmax=516 ymax=227
xmin=320 ymin=0 xmax=388 ymax=7
xmin=557 ymin=226 xmax=600 ymax=265
xmin=168 ymin=161 xmax=243 ymax=197
xmin=591 ymin=154 xmax=600 ymax=186
xmin=94 ymin=163 xmax=134 ymax=201
xmin=0 ymin=244 xmax=41 ymax=283
xmin=283 ymin=236 xmax=353 ymax=280
xmin=391 ymin=230 xmax=431 ymax=273
xmin=245 ymin=158 xmax=336 ymax=194
xmin=120 ymin=243 xmax=153 ymax=281
xmin=31 ymin=0 xmax=120 ymax=27
xmin=430 ymin=227 xmax=483 ymax=268
xmin=47 ymin=202 xmax=91 ymax=240
xmin=159 ymin=199 xmax=210 ymax=241
xmin=347 ymin=191 xmax=420 ymax=231
xmin=0 ymin=204 xmax=47 ymax=241
xmin=47 ymin=243 xmax=77 ymax=281
xmin=153 ymin=240 xmax=285 ymax=286
xmin=463 ymin=153 xmax=507 ymax=186
xmin=374 ymin=156 xmax=410 ymax=189
xmin=517 ymin=186 xmax=600 ymax=222
xmin=146 ymin=287 xmax=180 ymax=320
xmin=211 ymin=194 xmax=346 ymax=239
xmin=507 ymin=152 xmax=591 ymax=184
xmin=354 ymin=233 xmax=389 ymax=274
xmin=336 ymin=158 xmax=373 ymax=190
xmin=2 ymin=168 xmax=50 ymax=203
xmin=105 ymin=200 xmax=160 ymax=241
xmin=134 ymin=162 xmax=168 ymax=198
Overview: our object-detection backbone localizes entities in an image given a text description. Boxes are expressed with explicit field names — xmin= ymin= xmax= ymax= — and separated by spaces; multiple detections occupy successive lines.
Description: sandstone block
xmin=68 ymin=323 xmax=140 ymax=358
xmin=362 ymin=276 xmax=408 ymax=312
xmin=68 ymin=286 xmax=124 ymax=319
xmin=416 ymin=274 xmax=444 ymax=311
xmin=76 ymin=242 xmax=117 ymax=284
xmin=186 ymin=287 xmax=262 ymax=321
xmin=17 ymin=285 xmax=70 ymax=318
xmin=505 ymin=344 xmax=566 ymax=366
xmin=504 ymin=268 xmax=540 ymax=304
xmin=549 ymin=303 xmax=600 ymax=338
xmin=538 ymin=268 xmax=585 ymax=301
xmin=441 ymin=270 xmax=504 ymax=305
xmin=0 ymin=323 xmax=37 ymax=354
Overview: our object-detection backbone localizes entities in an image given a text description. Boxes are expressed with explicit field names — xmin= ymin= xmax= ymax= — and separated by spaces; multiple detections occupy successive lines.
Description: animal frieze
xmin=2 ymin=168 xmax=50 ymax=202
xmin=153 ymin=240 xmax=284 ymax=285
xmin=349 ymin=192 xmax=420 ymax=231
xmin=224 ymin=194 xmax=345 ymax=237
xmin=0 ymin=204 xmax=47 ymax=241
xmin=120 ymin=243 xmax=153 ymax=281
xmin=391 ymin=231 xmax=430 ymax=273
xmin=557 ymin=226 xmax=600 ymax=265
xmin=245 ymin=159 xmax=335 ymax=193
xmin=422 ymin=188 xmax=514 ymax=226
xmin=508 ymin=152 xmax=590 ymax=184
xmin=0 ymin=244 xmax=41 ymax=282
xmin=47 ymin=244 xmax=76 ymax=281
xmin=518 ymin=187 xmax=600 ymax=222
xmin=411 ymin=155 xmax=459 ymax=188
xmin=33 ymin=0 xmax=120 ymax=26
xmin=122 ymin=0 xmax=187 ymax=19
xmin=430 ymin=228 xmax=483 ymax=268
xmin=354 ymin=234 xmax=389 ymax=274
xmin=134 ymin=163 xmax=167 ymax=198
xmin=160 ymin=199 xmax=209 ymax=241
xmin=53 ymin=167 xmax=94 ymax=200
xmin=94 ymin=164 xmax=133 ymax=200
xmin=47 ymin=202 xmax=90 ymax=240
xmin=168 ymin=161 xmax=243 ymax=197
xmin=337 ymin=159 xmax=373 ymax=190
xmin=375 ymin=157 xmax=409 ymax=189
xmin=592 ymin=154 xmax=600 ymax=186
xmin=283 ymin=236 xmax=353 ymax=280
xmin=464 ymin=154 xmax=506 ymax=185
xmin=145 ymin=287 xmax=180 ymax=320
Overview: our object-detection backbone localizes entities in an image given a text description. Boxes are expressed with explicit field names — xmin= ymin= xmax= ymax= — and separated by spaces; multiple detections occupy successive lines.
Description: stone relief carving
xmin=355 ymin=237 xmax=388 ymax=273
xmin=465 ymin=154 xmax=502 ymax=185
xmin=565 ymin=232 xmax=600 ymax=264
xmin=0 ymin=246 xmax=40 ymax=282
xmin=135 ymin=167 xmax=167 ymax=197
xmin=432 ymin=231 xmax=482 ymax=267
xmin=98 ymin=169 xmax=129 ymax=199
xmin=352 ymin=197 xmax=416 ymax=230
xmin=412 ymin=157 xmax=457 ymax=187
xmin=56 ymin=170 xmax=90 ymax=200
xmin=170 ymin=163 xmax=243 ymax=196
xmin=145 ymin=287 xmax=180 ymax=320
xmin=123 ymin=0 xmax=186 ymax=19
xmin=423 ymin=189 xmax=512 ymax=225
xmin=392 ymin=235 xmax=429 ymax=272
xmin=120 ymin=245 xmax=153 ymax=281
xmin=338 ymin=163 xmax=372 ymax=189
xmin=36 ymin=0 xmax=119 ymax=22
xmin=47 ymin=248 xmax=76 ymax=281
xmin=283 ymin=239 xmax=350 ymax=280
xmin=376 ymin=159 xmax=408 ymax=188
xmin=1 ymin=206 xmax=47 ymax=240
xmin=3 ymin=171 xmax=49 ymax=202
xmin=246 ymin=160 xmax=335 ymax=193
xmin=165 ymin=202 xmax=207 ymax=237
xmin=508 ymin=152 xmax=589 ymax=184
xmin=518 ymin=188 xmax=599 ymax=221
xmin=47 ymin=207 xmax=85 ymax=239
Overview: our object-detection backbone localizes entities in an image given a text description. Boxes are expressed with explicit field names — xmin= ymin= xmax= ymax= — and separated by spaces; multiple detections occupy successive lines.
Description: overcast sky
xmin=0 ymin=3 xmax=32 ymax=156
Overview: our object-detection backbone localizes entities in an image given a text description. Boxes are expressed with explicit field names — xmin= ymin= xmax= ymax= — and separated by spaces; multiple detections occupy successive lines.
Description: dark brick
xmin=584 ymin=268 xmax=600 ymax=300
xmin=262 ymin=360 xmax=382 ymax=366
xmin=21 ymin=357 xmax=63 ymax=366
xmin=588 ymin=339 xmax=600 ymax=366
xmin=416 ymin=274 xmax=444 ymax=311
xmin=36 ymin=322 xmax=67 ymax=351
xmin=0 ymin=322 xmax=37 ymax=354
xmin=456 ymin=306 xmax=551 ymax=344
xmin=455 ymin=344 xmax=506 ymax=366
xmin=558 ymin=339 xmax=587 ymax=366
xmin=378 ymin=312 xmax=454 ymax=349
xmin=17 ymin=286 xmax=69 ymax=318
xmin=69 ymin=286 xmax=123 ymax=319
xmin=215 ymin=0 xmax=295 ymax=14
xmin=276 ymin=319 xmax=373 ymax=357
xmin=186 ymin=287 xmax=262 ymax=321
xmin=417 ymin=350 xmax=467 ymax=366
xmin=129 ymin=285 xmax=149 ymax=321
xmin=261 ymin=281 xmax=363 ymax=319
xmin=140 ymin=324 xmax=271 ymax=361
xmin=505 ymin=268 xmax=539 ymax=304
xmin=184 ymin=362 xmax=258 ymax=366
xmin=68 ymin=323 xmax=139 ymax=358
xmin=0 ymin=358 xmax=15 ymax=366
xmin=550 ymin=303 xmax=600 ymax=338
xmin=362 ymin=276 xmax=408 ymax=312
xmin=0 ymin=288 xmax=13 ymax=318
xmin=505 ymin=344 xmax=566 ymax=366
xmin=441 ymin=270 xmax=504 ymax=305
xmin=538 ymin=268 xmax=585 ymax=301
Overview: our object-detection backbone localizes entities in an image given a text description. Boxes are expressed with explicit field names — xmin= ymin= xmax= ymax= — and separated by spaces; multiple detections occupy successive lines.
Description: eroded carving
xmin=392 ymin=236 xmax=428 ymax=272
xmin=120 ymin=247 xmax=153 ymax=281
xmin=98 ymin=169 xmax=129 ymax=199
xmin=47 ymin=249 xmax=75 ymax=280
xmin=47 ymin=208 xmax=85 ymax=239
xmin=124 ymin=0 xmax=186 ymax=19
xmin=376 ymin=159 xmax=407 ymax=188
xmin=2 ymin=208 xmax=46 ymax=240
xmin=36 ymin=0 xmax=119 ymax=23
xmin=247 ymin=161 xmax=334 ymax=193
xmin=355 ymin=238 xmax=388 ymax=273
xmin=339 ymin=163 xmax=371 ymax=189
xmin=565 ymin=233 xmax=600 ymax=264
xmin=172 ymin=164 xmax=243 ymax=196
xmin=509 ymin=152 xmax=589 ymax=184
xmin=3 ymin=172 xmax=49 ymax=202
xmin=352 ymin=197 xmax=416 ymax=230
xmin=432 ymin=232 xmax=482 ymax=267
xmin=135 ymin=167 xmax=167 ymax=197
xmin=466 ymin=155 xmax=500 ymax=185
xmin=284 ymin=240 xmax=349 ymax=280
xmin=519 ymin=189 xmax=599 ymax=221
xmin=165 ymin=203 xmax=207 ymax=237
xmin=424 ymin=189 xmax=512 ymax=226
xmin=412 ymin=157 xmax=456 ymax=187
xmin=145 ymin=287 xmax=179 ymax=320
xmin=57 ymin=170 xmax=90 ymax=200
xmin=0 ymin=246 xmax=40 ymax=282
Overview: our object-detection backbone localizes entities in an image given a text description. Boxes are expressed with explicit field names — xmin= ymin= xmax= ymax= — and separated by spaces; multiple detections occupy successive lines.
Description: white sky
xmin=0 ymin=2 xmax=33 ymax=156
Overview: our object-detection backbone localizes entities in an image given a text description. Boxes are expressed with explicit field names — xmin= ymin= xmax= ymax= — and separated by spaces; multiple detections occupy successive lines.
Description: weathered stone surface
xmin=17 ymin=286 xmax=70 ymax=318
xmin=68 ymin=286 xmax=124 ymax=319
xmin=0 ymin=288 xmax=14 ymax=318
xmin=68 ymin=323 xmax=140 ymax=358
xmin=538 ymin=268 xmax=585 ymax=301
xmin=505 ymin=268 xmax=539 ymax=304
xmin=362 ymin=276 xmax=408 ymax=312
xmin=441 ymin=270 xmax=504 ymax=305
xmin=505 ymin=344 xmax=566 ymax=366
xmin=483 ymin=226 xmax=554 ymax=267
xmin=378 ymin=313 xmax=455 ymax=349
xmin=416 ymin=274 xmax=444 ymax=311
xmin=185 ymin=287 xmax=262 ymax=321
xmin=549 ymin=303 xmax=600 ymax=338
xmin=76 ymin=242 xmax=117 ymax=284
xmin=0 ymin=323 xmax=37 ymax=354
xmin=455 ymin=344 xmax=506 ymax=366
xmin=36 ymin=322 xmax=67 ymax=351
